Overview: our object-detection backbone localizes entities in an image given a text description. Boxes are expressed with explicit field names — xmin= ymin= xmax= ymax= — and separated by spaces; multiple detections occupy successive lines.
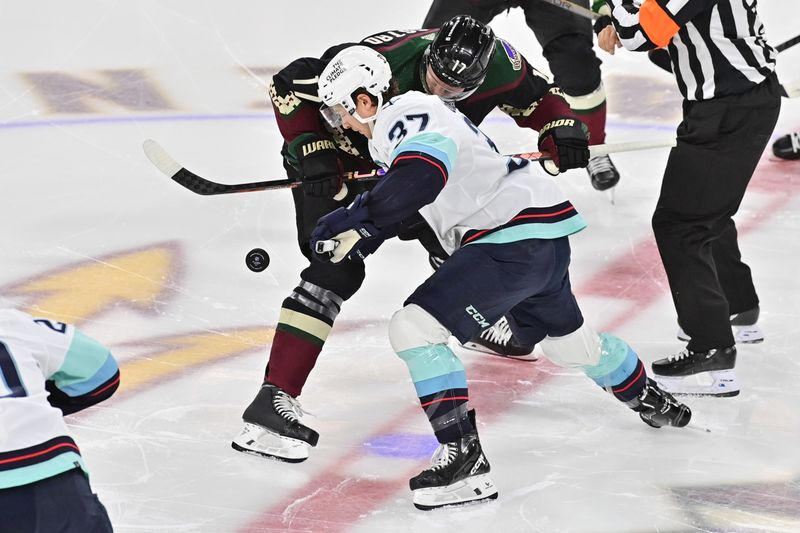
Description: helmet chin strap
xmin=353 ymin=93 xmax=383 ymax=127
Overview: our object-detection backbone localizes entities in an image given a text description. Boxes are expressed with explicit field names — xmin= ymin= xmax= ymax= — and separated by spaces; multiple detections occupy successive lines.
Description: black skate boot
xmin=631 ymin=378 xmax=692 ymax=428
xmin=652 ymin=346 xmax=738 ymax=397
xmin=461 ymin=316 xmax=537 ymax=360
xmin=772 ymin=132 xmax=800 ymax=160
xmin=231 ymin=383 xmax=319 ymax=463
xmin=586 ymin=154 xmax=620 ymax=191
xmin=677 ymin=306 xmax=764 ymax=344
xmin=410 ymin=429 xmax=498 ymax=510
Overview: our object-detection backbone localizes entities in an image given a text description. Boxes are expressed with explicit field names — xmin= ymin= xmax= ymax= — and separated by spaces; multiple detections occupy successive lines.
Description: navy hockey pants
xmin=405 ymin=236 xmax=584 ymax=345
xmin=0 ymin=468 xmax=113 ymax=533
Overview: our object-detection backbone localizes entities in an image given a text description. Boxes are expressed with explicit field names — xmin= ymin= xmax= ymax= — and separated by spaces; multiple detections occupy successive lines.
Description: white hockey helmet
xmin=318 ymin=45 xmax=392 ymax=127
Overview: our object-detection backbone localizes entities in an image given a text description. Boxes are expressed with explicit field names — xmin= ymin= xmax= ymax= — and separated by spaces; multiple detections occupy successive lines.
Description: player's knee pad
xmin=543 ymin=34 xmax=601 ymax=96
xmin=389 ymin=304 xmax=451 ymax=354
xmin=389 ymin=304 xmax=464 ymax=383
xmin=540 ymin=323 xmax=602 ymax=367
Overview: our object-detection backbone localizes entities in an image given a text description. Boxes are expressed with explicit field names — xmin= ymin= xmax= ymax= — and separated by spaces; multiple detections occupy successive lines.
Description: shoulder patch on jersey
xmin=269 ymin=81 xmax=302 ymax=116
xmin=500 ymin=39 xmax=522 ymax=71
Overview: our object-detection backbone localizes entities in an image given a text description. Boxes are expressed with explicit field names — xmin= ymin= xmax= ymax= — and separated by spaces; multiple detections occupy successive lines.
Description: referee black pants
xmin=652 ymin=74 xmax=781 ymax=352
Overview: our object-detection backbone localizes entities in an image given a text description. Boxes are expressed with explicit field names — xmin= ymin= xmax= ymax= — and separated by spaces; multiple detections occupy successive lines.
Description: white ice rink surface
xmin=2 ymin=2 xmax=800 ymax=532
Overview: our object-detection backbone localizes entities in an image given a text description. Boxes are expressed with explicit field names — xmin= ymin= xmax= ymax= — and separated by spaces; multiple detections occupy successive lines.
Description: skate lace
xmin=586 ymin=155 xmax=615 ymax=175
xmin=666 ymin=348 xmax=691 ymax=362
xmin=479 ymin=316 xmax=512 ymax=346
xmin=273 ymin=391 xmax=309 ymax=422
xmin=430 ymin=442 xmax=459 ymax=471
xmin=791 ymin=132 xmax=800 ymax=154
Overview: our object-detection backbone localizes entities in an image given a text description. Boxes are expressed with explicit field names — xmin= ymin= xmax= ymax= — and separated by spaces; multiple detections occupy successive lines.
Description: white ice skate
xmin=231 ymin=422 xmax=311 ymax=463
xmin=410 ymin=431 xmax=498 ymax=510
xmin=654 ymin=369 xmax=740 ymax=398
xmin=677 ymin=324 xmax=764 ymax=344
xmin=677 ymin=307 xmax=764 ymax=344
xmin=412 ymin=472 xmax=498 ymax=510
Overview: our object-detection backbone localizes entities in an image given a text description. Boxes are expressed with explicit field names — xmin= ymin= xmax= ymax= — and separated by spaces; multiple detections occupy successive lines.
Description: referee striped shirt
xmin=606 ymin=0 xmax=776 ymax=101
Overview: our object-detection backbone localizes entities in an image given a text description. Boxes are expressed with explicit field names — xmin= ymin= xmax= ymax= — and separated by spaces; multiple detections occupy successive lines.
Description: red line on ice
xmin=238 ymin=157 xmax=799 ymax=532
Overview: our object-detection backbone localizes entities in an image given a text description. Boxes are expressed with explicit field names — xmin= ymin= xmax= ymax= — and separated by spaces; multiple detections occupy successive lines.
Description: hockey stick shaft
xmin=536 ymin=0 xmax=598 ymax=20
xmin=776 ymin=34 xmax=800 ymax=53
xmin=143 ymin=139 xmax=384 ymax=195
xmin=143 ymin=138 xmax=675 ymax=196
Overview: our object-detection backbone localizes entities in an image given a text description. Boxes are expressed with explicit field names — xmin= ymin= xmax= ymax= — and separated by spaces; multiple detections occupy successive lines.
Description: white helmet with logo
xmin=318 ymin=45 xmax=392 ymax=127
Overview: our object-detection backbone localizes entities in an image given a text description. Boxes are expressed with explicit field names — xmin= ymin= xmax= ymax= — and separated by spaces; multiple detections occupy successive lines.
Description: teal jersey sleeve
xmin=50 ymin=329 xmax=118 ymax=397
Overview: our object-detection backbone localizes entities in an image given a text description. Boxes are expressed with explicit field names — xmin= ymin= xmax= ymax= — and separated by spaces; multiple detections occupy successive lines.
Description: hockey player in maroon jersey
xmin=232 ymin=16 xmax=592 ymax=462
xmin=422 ymin=0 xmax=621 ymax=193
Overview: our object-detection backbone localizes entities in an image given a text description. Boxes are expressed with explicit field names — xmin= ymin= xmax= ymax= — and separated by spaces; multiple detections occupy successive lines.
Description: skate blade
xmin=654 ymin=369 xmax=740 ymax=397
xmin=231 ymin=423 xmax=310 ymax=463
xmin=676 ymin=325 xmax=764 ymax=344
xmin=734 ymin=325 xmax=764 ymax=344
xmin=460 ymin=342 xmax=539 ymax=361
xmin=412 ymin=473 xmax=498 ymax=511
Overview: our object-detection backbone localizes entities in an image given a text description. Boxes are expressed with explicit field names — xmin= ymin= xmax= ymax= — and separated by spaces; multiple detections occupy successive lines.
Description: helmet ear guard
xmin=423 ymin=15 xmax=496 ymax=101
xmin=318 ymin=46 xmax=392 ymax=126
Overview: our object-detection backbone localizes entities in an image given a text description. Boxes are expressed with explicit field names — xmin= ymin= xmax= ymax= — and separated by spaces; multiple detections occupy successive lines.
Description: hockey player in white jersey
xmin=0 ymin=309 xmax=119 ymax=532
xmin=310 ymin=46 xmax=693 ymax=510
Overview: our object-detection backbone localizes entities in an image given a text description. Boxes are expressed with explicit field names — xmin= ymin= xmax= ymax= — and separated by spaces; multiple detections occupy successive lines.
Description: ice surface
xmin=2 ymin=1 xmax=799 ymax=532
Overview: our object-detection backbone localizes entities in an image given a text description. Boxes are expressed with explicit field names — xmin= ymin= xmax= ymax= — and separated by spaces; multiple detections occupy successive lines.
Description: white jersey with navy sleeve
xmin=0 ymin=309 xmax=119 ymax=489
xmin=368 ymin=91 xmax=586 ymax=255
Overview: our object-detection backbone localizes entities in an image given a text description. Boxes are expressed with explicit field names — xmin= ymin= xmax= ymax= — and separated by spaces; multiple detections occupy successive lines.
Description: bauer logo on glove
xmin=537 ymin=117 xmax=590 ymax=176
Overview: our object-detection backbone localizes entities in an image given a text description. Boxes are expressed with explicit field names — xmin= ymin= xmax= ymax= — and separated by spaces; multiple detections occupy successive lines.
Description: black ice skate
xmin=461 ymin=316 xmax=538 ymax=360
xmin=631 ymin=378 xmax=692 ymax=428
xmin=652 ymin=346 xmax=738 ymax=397
xmin=231 ymin=384 xmax=319 ymax=463
xmin=677 ymin=306 xmax=764 ymax=344
xmin=410 ymin=430 xmax=498 ymax=510
xmin=772 ymin=132 xmax=800 ymax=160
xmin=586 ymin=154 xmax=620 ymax=191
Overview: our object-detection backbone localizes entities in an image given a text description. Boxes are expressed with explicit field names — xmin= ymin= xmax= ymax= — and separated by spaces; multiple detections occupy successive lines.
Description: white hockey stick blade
xmin=143 ymin=139 xmax=182 ymax=177
xmin=588 ymin=138 xmax=677 ymax=158
xmin=781 ymin=78 xmax=800 ymax=99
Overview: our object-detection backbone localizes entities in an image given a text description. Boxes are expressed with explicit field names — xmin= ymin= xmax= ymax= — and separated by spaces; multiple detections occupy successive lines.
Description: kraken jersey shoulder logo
xmin=500 ymin=39 xmax=522 ymax=71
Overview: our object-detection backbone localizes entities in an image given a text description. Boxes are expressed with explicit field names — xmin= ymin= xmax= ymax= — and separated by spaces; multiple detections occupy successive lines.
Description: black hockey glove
xmin=295 ymin=135 xmax=343 ymax=198
xmin=537 ymin=117 xmax=590 ymax=176
xmin=311 ymin=192 xmax=385 ymax=263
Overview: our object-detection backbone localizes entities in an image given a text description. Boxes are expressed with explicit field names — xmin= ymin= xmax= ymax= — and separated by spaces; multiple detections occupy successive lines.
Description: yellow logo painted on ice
xmin=118 ymin=327 xmax=274 ymax=395
xmin=9 ymin=244 xmax=178 ymax=323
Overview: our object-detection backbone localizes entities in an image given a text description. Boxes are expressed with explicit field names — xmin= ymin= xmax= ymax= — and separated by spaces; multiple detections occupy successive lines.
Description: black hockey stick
xmin=142 ymin=139 xmax=384 ymax=195
xmin=143 ymin=138 xmax=675 ymax=196
xmin=776 ymin=34 xmax=800 ymax=53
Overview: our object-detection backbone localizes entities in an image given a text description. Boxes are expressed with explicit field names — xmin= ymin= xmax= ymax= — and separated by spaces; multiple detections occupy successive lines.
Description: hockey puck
xmin=245 ymin=248 xmax=270 ymax=272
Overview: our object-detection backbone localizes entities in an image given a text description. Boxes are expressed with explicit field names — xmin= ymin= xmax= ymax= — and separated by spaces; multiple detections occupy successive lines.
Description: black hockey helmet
xmin=421 ymin=15 xmax=496 ymax=101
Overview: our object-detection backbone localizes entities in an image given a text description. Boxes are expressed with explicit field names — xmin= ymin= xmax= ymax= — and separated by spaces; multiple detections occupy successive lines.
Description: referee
xmin=595 ymin=0 xmax=781 ymax=397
